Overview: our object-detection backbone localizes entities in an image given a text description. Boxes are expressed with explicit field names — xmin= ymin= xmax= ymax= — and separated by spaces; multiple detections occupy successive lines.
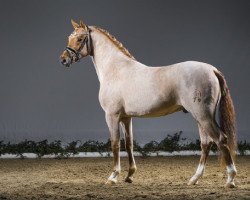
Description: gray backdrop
xmin=0 ymin=0 xmax=249 ymax=143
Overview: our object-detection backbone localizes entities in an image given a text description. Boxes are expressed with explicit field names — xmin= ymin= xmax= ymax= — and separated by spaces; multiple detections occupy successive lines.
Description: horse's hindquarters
xmin=176 ymin=63 xmax=221 ymax=120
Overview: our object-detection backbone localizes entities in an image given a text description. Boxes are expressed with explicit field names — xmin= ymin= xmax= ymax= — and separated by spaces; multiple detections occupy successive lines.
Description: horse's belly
xmin=124 ymin=97 xmax=182 ymax=118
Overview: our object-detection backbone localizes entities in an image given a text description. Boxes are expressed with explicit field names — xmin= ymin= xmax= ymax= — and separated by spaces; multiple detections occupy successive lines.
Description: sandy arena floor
xmin=0 ymin=156 xmax=249 ymax=200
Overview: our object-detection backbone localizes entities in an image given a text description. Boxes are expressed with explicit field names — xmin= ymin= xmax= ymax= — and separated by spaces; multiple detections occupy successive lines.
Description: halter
xmin=65 ymin=26 xmax=93 ymax=63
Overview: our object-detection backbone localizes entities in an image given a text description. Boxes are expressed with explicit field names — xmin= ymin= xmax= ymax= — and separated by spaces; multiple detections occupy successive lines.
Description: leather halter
xmin=65 ymin=26 xmax=93 ymax=63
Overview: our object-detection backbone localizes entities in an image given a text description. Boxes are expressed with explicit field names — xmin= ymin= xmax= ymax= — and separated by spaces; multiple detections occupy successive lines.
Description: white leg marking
xmin=107 ymin=170 xmax=120 ymax=184
xmin=188 ymin=164 xmax=204 ymax=185
xmin=226 ymin=163 xmax=237 ymax=187
xmin=195 ymin=164 xmax=204 ymax=177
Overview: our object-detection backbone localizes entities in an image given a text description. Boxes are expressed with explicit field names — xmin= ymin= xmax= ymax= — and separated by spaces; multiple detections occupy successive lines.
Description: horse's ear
xmin=80 ymin=20 xmax=87 ymax=30
xmin=71 ymin=19 xmax=79 ymax=29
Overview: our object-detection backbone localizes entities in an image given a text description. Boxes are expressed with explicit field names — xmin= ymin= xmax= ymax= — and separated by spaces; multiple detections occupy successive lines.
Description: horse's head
xmin=60 ymin=19 xmax=92 ymax=67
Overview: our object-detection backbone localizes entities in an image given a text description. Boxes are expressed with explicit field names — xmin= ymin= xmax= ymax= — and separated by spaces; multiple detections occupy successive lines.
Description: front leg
xmin=120 ymin=117 xmax=137 ymax=183
xmin=105 ymin=113 xmax=121 ymax=184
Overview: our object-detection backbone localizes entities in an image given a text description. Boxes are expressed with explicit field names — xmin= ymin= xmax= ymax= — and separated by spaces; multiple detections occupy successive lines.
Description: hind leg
xmin=188 ymin=124 xmax=213 ymax=185
xmin=198 ymin=119 xmax=237 ymax=188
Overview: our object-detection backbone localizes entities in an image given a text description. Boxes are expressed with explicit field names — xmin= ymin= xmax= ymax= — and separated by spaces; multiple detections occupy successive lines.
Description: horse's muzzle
xmin=60 ymin=57 xmax=71 ymax=67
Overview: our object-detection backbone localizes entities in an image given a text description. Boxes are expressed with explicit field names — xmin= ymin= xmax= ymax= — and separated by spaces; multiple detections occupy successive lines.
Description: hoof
xmin=125 ymin=176 xmax=133 ymax=183
xmin=225 ymin=182 xmax=236 ymax=188
xmin=106 ymin=178 xmax=117 ymax=185
xmin=188 ymin=178 xmax=198 ymax=185
xmin=106 ymin=171 xmax=119 ymax=185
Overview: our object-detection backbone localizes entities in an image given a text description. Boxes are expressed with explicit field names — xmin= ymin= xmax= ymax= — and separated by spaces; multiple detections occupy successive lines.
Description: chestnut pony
xmin=60 ymin=20 xmax=237 ymax=187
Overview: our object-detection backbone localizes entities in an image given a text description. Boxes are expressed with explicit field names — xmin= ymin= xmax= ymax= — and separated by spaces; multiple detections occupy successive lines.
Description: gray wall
xmin=0 ymin=0 xmax=249 ymax=143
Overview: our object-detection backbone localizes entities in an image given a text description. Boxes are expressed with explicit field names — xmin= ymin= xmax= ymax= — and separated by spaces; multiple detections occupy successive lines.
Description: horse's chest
xmin=98 ymin=87 xmax=123 ymax=113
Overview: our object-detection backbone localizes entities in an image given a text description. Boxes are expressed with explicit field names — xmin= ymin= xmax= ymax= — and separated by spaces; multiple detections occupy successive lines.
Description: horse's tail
xmin=214 ymin=70 xmax=237 ymax=162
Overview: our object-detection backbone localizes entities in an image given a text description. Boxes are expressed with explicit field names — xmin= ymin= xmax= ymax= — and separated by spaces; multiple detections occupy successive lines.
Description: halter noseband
xmin=65 ymin=26 xmax=93 ymax=63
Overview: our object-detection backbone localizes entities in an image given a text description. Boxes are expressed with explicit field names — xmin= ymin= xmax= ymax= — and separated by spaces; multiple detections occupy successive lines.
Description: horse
xmin=60 ymin=19 xmax=237 ymax=188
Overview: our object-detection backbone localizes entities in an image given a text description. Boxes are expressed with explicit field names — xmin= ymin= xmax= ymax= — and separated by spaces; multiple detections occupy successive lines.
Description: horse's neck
xmin=90 ymin=27 xmax=141 ymax=82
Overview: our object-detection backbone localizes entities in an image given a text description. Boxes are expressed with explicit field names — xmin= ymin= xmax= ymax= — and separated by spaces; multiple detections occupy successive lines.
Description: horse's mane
xmin=93 ymin=26 xmax=135 ymax=60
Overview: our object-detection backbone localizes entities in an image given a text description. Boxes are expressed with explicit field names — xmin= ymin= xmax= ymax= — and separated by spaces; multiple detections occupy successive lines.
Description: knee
xmin=201 ymin=142 xmax=211 ymax=149
xmin=125 ymin=137 xmax=133 ymax=149
xmin=111 ymin=140 xmax=120 ymax=150
xmin=112 ymin=144 xmax=120 ymax=150
xmin=200 ymin=141 xmax=213 ymax=153
xmin=125 ymin=142 xmax=132 ymax=150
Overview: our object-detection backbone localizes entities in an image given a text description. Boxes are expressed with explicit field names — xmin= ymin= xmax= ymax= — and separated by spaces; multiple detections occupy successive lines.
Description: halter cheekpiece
xmin=65 ymin=26 xmax=93 ymax=63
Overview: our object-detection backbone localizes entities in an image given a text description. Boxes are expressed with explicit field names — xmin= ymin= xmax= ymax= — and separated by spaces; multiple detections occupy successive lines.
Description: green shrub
xmin=65 ymin=141 xmax=80 ymax=155
xmin=158 ymin=131 xmax=183 ymax=152
xmin=0 ymin=132 xmax=249 ymax=158
xmin=238 ymin=140 xmax=250 ymax=155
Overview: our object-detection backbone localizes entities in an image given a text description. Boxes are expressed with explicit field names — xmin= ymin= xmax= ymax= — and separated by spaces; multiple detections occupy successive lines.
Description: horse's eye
xmin=77 ymin=38 xmax=82 ymax=42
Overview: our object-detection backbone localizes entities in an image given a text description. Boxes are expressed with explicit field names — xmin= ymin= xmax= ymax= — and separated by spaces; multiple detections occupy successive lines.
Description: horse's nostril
xmin=61 ymin=59 xmax=67 ymax=64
